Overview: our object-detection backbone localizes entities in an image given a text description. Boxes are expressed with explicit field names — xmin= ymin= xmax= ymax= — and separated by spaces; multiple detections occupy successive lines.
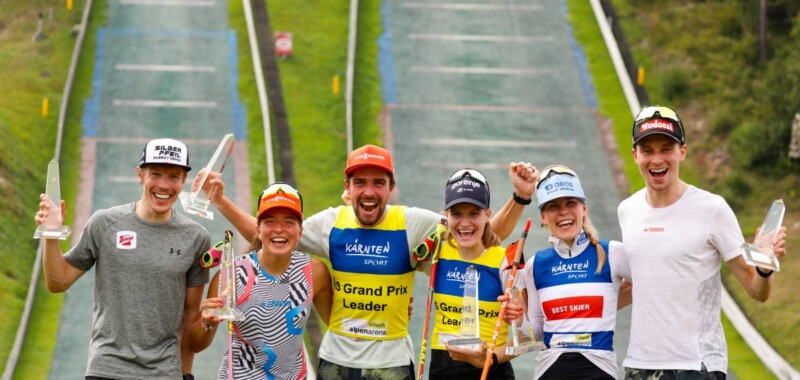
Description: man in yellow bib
xmin=196 ymin=144 xmax=536 ymax=379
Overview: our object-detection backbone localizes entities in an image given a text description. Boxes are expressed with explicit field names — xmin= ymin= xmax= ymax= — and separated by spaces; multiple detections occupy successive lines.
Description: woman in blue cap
xmin=518 ymin=165 xmax=631 ymax=380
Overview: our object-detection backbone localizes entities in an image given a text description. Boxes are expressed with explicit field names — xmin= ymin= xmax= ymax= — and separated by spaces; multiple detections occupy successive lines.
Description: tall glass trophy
xmin=212 ymin=230 xmax=243 ymax=321
xmin=179 ymin=134 xmax=235 ymax=220
xmin=505 ymin=288 xmax=540 ymax=355
xmin=448 ymin=265 xmax=482 ymax=350
xmin=741 ymin=199 xmax=785 ymax=271
xmin=34 ymin=159 xmax=71 ymax=240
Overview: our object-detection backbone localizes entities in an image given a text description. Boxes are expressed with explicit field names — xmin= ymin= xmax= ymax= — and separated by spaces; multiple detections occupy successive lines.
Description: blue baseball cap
xmin=535 ymin=172 xmax=586 ymax=210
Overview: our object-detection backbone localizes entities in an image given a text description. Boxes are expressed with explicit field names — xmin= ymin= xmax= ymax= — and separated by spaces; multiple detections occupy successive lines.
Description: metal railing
xmin=243 ymin=0 xmax=275 ymax=185
xmin=345 ymin=0 xmax=359 ymax=153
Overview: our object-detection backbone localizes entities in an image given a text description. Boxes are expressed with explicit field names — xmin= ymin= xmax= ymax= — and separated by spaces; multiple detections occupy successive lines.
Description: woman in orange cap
xmin=189 ymin=182 xmax=332 ymax=380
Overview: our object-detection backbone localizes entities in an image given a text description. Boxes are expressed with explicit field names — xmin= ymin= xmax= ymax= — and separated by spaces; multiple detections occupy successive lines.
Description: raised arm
xmin=311 ymin=259 xmax=333 ymax=326
xmin=35 ymin=194 xmax=85 ymax=292
xmin=193 ymin=169 xmax=258 ymax=241
xmin=728 ymin=226 xmax=787 ymax=302
xmin=489 ymin=163 xmax=537 ymax=240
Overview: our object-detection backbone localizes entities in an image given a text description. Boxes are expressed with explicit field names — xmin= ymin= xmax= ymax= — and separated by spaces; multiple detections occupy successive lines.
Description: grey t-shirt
xmin=65 ymin=203 xmax=210 ymax=379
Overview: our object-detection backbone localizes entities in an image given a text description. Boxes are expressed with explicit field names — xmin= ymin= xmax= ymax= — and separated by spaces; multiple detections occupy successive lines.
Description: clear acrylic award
xmin=34 ymin=159 xmax=71 ymax=240
xmin=741 ymin=199 xmax=785 ymax=272
xmin=505 ymin=288 xmax=540 ymax=355
xmin=179 ymin=134 xmax=235 ymax=220
xmin=211 ymin=230 xmax=243 ymax=321
xmin=448 ymin=265 xmax=482 ymax=350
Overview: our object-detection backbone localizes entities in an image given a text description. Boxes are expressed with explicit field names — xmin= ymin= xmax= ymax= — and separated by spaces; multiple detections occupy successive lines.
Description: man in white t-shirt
xmin=194 ymin=144 xmax=537 ymax=379
xmin=618 ymin=106 xmax=788 ymax=380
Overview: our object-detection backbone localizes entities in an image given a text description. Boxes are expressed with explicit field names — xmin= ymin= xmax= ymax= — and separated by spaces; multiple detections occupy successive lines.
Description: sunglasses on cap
xmin=258 ymin=182 xmax=304 ymax=212
xmin=447 ymin=168 xmax=488 ymax=184
xmin=635 ymin=106 xmax=685 ymax=138
xmin=536 ymin=165 xmax=577 ymax=190
xmin=635 ymin=106 xmax=681 ymax=123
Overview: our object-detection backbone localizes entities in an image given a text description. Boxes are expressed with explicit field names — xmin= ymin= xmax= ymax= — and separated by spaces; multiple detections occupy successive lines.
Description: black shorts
xmin=539 ymin=352 xmax=615 ymax=380
xmin=427 ymin=349 xmax=514 ymax=380
xmin=317 ymin=358 xmax=415 ymax=380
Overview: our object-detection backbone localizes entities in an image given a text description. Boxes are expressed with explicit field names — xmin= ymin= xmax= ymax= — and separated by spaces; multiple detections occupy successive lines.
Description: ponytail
xmin=582 ymin=216 xmax=606 ymax=275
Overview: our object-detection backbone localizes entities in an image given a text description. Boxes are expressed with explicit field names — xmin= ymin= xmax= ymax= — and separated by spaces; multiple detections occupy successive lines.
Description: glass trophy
xmin=505 ymin=288 xmax=539 ymax=355
xmin=448 ymin=265 xmax=482 ymax=350
xmin=179 ymin=133 xmax=235 ymax=220
xmin=211 ymin=230 xmax=243 ymax=321
xmin=34 ymin=159 xmax=71 ymax=240
xmin=741 ymin=199 xmax=785 ymax=272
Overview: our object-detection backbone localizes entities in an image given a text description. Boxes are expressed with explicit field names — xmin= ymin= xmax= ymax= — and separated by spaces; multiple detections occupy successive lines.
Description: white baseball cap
xmin=535 ymin=165 xmax=586 ymax=209
xmin=138 ymin=138 xmax=191 ymax=171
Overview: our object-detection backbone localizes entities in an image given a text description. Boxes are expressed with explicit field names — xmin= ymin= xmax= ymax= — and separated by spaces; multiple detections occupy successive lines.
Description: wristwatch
xmin=756 ymin=267 xmax=774 ymax=278
xmin=512 ymin=192 xmax=532 ymax=206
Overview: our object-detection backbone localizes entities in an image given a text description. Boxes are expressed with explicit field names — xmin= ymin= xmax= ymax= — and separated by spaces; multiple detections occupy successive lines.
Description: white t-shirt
xmin=299 ymin=205 xmax=441 ymax=368
xmin=521 ymin=234 xmax=630 ymax=379
xmin=618 ymin=186 xmax=744 ymax=373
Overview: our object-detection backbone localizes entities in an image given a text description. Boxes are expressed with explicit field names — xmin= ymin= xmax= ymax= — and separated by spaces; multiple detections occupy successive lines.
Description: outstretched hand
xmin=508 ymin=162 xmax=538 ymax=200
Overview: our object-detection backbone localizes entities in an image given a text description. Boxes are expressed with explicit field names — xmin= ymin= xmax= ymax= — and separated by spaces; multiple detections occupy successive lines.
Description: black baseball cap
xmin=632 ymin=106 xmax=685 ymax=146
xmin=444 ymin=169 xmax=490 ymax=210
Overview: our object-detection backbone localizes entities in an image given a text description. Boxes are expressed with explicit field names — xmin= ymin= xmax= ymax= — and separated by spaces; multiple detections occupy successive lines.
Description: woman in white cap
xmin=518 ymin=165 xmax=631 ymax=380
xmin=189 ymin=182 xmax=332 ymax=380
xmin=427 ymin=168 xmax=519 ymax=379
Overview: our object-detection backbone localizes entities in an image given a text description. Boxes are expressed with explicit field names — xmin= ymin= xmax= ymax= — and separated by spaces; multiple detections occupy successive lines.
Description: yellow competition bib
xmin=431 ymin=243 xmax=508 ymax=349
xmin=328 ymin=206 xmax=416 ymax=340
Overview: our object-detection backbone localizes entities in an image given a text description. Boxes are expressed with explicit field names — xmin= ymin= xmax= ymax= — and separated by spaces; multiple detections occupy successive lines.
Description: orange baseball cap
xmin=256 ymin=183 xmax=303 ymax=221
xmin=344 ymin=144 xmax=394 ymax=176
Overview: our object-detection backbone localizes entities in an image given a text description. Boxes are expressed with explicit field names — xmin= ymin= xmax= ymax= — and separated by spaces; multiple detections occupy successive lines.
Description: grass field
xmin=0 ymin=0 xmax=87 ymax=375
xmin=7 ymin=0 xmax=107 ymax=377
xmin=264 ymin=0 xmax=384 ymax=216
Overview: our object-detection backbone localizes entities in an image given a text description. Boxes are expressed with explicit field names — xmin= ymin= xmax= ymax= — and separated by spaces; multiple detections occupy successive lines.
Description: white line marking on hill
xmin=410 ymin=66 xmax=555 ymax=75
xmin=113 ymin=99 xmax=217 ymax=108
xmin=115 ymin=64 xmax=216 ymax=73
xmin=408 ymin=33 xmax=553 ymax=43
xmin=109 ymin=176 xmax=140 ymax=183
xmin=389 ymin=103 xmax=591 ymax=114
xmin=421 ymin=161 xmax=509 ymax=170
xmin=420 ymin=138 xmax=576 ymax=148
xmin=402 ymin=3 xmax=541 ymax=11
xmin=94 ymin=137 xmax=222 ymax=144
xmin=120 ymin=0 xmax=215 ymax=6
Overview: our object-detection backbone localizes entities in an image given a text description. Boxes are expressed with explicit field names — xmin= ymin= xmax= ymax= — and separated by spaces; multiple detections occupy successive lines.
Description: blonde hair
xmin=582 ymin=215 xmax=606 ymax=275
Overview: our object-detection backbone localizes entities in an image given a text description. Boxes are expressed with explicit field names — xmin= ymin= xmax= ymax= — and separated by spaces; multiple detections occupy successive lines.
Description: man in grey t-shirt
xmin=35 ymin=138 xmax=210 ymax=380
